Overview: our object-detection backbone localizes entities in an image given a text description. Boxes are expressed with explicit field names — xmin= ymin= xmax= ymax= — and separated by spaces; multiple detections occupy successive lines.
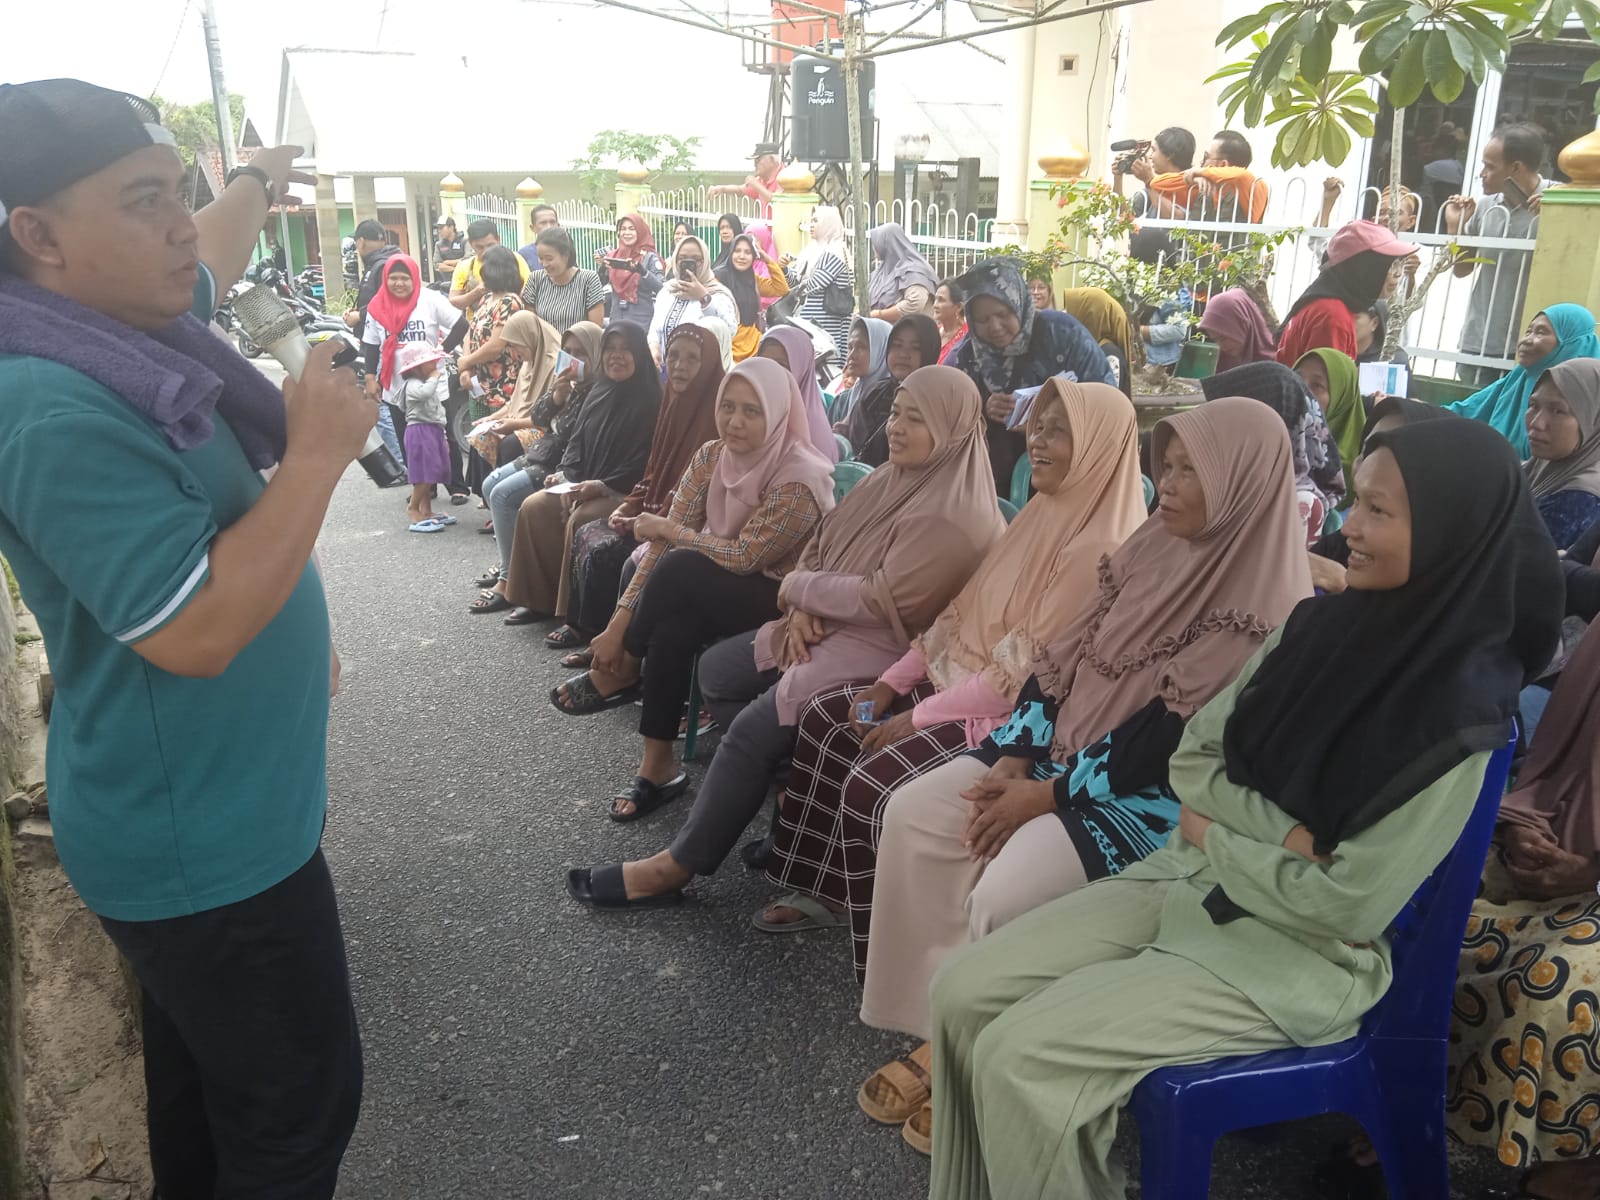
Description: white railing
xmin=552 ymin=198 xmax=617 ymax=269
xmin=462 ymin=192 xmax=519 ymax=251
xmin=841 ymin=197 xmax=993 ymax=281
xmin=638 ymin=186 xmax=764 ymax=260
xmin=1129 ymin=182 xmax=1536 ymax=381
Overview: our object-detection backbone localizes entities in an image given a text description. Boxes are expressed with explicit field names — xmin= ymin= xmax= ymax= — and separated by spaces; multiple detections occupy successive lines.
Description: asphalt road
xmin=292 ymin=360 xmax=1513 ymax=1199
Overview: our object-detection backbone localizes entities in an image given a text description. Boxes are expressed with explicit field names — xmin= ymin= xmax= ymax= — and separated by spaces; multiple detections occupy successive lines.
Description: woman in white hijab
xmin=647 ymin=234 xmax=737 ymax=368
xmin=787 ymin=205 xmax=856 ymax=359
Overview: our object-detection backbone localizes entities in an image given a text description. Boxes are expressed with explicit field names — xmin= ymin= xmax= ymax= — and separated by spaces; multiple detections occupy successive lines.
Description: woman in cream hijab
xmin=759 ymin=380 xmax=1147 ymax=937
xmin=465 ymin=309 xmax=560 ymax=470
xmin=646 ymin=234 xmax=737 ymax=368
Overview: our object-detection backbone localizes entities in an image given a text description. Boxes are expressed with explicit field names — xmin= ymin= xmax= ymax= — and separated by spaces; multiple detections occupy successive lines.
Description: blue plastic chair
xmin=1128 ymin=735 xmax=1516 ymax=1200
xmin=1142 ymin=474 xmax=1156 ymax=509
xmin=1009 ymin=457 xmax=1033 ymax=510
xmin=832 ymin=460 xmax=874 ymax=504
xmin=834 ymin=432 xmax=853 ymax=461
xmin=997 ymin=498 xmax=1019 ymax=523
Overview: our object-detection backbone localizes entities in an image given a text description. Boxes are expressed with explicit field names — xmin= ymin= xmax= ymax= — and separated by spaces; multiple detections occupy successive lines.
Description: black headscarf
xmin=1282 ymin=249 xmax=1399 ymax=329
xmin=1222 ymin=418 xmax=1562 ymax=854
xmin=714 ymin=234 xmax=762 ymax=327
xmin=560 ymin=322 xmax=662 ymax=494
xmin=711 ymin=212 xmax=744 ymax=270
xmin=846 ymin=314 xmax=942 ymax=466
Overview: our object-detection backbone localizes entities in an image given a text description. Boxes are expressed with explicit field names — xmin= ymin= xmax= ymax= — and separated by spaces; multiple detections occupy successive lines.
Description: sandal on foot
xmin=859 ymin=1043 xmax=932 ymax=1125
xmin=902 ymin=1101 xmax=932 ymax=1156
xmin=549 ymin=672 xmax=640 ymax=715
xmin=431 ymin=513 xmax=458 ymax=526
xmin=565 ymin=864 xmax=684 ymax=910
xmin=751 ymin=893 xmax=846 ymax=933
xmin=678 ymin=707 xmax=716 ymax=740
xmin=472 ymin=566 xmax=502 ymax=589
xmin=741 ymin=835 xmax=772 ymax=871
xmin=608 ymin=774 xmax=689 ymax=823
xmin=561 ymin=648 xmax=594 ymax=670
xmin=450 ymin=491 xmax=471 ymax=506
xmin=467 ymin=590 xmax=511 ymax=615
xmin=477 ymin=519 xmax=495 ymax=534
xmin=544 ymin=624 xmax=590 ymax=650
xmin=503 ymin=606 xmax=542 ymax=626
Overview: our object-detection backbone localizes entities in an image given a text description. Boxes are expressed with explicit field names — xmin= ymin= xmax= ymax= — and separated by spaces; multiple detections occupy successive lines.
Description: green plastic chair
xmin=1143 ymin=474 xmax=1156 ymax=508
xmin=1009 ymin=457 xmax=1033 ymax=509
xmin=1323 ymin=507 xmax=1346 ymax=535
xmin=832 ymin=460 xmax=874 ymax=504
xmin=834 ymin=432 xmax=853 ymax=461
xmin=998 ymin=498 xmax=1019 ymax=523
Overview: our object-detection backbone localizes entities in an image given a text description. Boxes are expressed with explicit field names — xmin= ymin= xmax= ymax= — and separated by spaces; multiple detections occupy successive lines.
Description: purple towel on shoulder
xmin=0 ymin=275 xmax=286 ymax=469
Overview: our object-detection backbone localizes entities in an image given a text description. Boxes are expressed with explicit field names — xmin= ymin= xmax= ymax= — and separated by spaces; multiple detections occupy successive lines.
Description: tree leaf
xmin=1347 ymin=110 xmax=1379 ymax=137
xmin=1322 ymin=115 xmax=1354 ymax=166
xmin=1387 ymin=32 xmax=1429 ymax=107
xmin=1584 ymin=58 xmax=1600 ymax=82
xmin=1537 ymin=0 xmax=1574 ymax=37
xmin=1215 ymin=9 xmax=1271 ymax=47
xmin=1329 ymin=0 xmax=1356 ymax=22
xmin=1423 ymin=30 xmax=1458 ymax=100
xmin=1255 ymin=27 xmax=1303 ymax=88
xmin=1302 ymin=28 xmax=1334 ymax=80
xmin=1456 ymin=6 xmax=1513 ymax=52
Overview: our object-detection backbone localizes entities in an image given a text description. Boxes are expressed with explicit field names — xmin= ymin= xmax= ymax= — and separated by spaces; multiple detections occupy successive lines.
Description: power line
xmin=151 ymin=0 xmax=195 ymax=97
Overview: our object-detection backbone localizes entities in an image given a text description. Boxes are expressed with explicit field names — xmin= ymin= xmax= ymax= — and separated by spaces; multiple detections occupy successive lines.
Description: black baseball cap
xmin=0 ymin=79 xmax=176 ymax=244
xmin=353 ymin=219 xmax=387 ymax=241
xmin=753 ymin=142 xmax=781 ymax=158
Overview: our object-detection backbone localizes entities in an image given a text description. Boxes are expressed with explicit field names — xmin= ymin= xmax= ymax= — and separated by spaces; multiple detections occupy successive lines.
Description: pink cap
xmin=395 ymin=342 xmax=445 ymax=374
xmin=1325 ymin=219 xmax=1415 ymax=266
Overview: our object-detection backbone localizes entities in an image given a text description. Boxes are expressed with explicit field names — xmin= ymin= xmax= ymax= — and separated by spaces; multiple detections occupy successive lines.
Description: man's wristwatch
xmin=225 ymin=164 xmax=275 ymax=206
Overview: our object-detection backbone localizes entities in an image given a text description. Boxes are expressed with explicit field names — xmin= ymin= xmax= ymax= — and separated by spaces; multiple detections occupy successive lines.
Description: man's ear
xmin=6 ymin=205 xmax=67 ymax=272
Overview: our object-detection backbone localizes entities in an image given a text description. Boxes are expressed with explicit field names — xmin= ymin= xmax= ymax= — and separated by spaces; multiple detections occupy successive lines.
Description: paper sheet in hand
xmin=1005 ymin=371 xmax=1078 ymax=429
xmin=555 ymin=349 xmax=585 ymax=380
xmin=544 ymin=480 xmax=580 ymax=495
xmin=1358 ymin=362 xmax=1409 ymax=398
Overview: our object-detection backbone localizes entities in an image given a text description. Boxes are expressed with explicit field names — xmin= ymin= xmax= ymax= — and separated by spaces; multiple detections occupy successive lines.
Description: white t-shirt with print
xmin=361 ymin=288 xmax=462 ymax=403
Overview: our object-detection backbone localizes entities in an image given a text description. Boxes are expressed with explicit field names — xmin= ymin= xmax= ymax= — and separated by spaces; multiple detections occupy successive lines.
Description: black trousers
xmin=444 ymin=388 xmax=469 ymax=495
xmin=98 ymin=850 xmax=363 ymax=1200
xmin=622 ymin=549 xmax=781 ymax=743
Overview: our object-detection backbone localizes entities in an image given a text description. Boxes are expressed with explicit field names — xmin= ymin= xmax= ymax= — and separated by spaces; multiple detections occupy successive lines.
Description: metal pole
xmin=843 ymin=13 xmax=871 ymax=314
xmin=200 ymin=0 xmax=237 ymax=175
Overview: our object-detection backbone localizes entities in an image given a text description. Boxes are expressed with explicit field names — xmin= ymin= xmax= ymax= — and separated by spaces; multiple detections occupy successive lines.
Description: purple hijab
xmin=760 ymin=325 xmax=840 ymax=462
xmin=1198 ymin=288 xmax=1278 ymax=374
xmin=0 ymin=274 xmax=286 ymax=469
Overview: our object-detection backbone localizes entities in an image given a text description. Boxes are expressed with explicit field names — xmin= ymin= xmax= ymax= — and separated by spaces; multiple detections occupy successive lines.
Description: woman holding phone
xmin=598 ymin=214 xmax=665 ymax=331
xmin=648 ymin=235 xmax=737 ymax=369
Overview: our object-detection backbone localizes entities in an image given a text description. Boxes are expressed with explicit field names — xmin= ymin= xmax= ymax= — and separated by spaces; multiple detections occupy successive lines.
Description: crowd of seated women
xmin=425 ymin=202 xmax=1600 ymax=1196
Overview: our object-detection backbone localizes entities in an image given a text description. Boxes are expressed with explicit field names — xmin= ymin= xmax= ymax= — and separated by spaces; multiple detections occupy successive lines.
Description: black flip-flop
xmin=544 ymin=624 xmax=590 ymax=650
xmin=609 ymin=773 xmax=689 ymax=823
xmin=566 ymin=864 xmax=684 ymax=910
xmin=450 ymin=491 xmax=471 ymax=506
xmin=741 ymin=835 xmax=772 ymax=871
xmin=550 ymin=672 xmax=640 ymax=716
xmin=477 ymin=520 xmax=495 ymax=534
xmin=467 ymin=590 xmax=511 ymax=615
xmin=503 ymin=606 xmax=542 ymax=626
xmin=561 ymin=648 xmax=594 ymax=669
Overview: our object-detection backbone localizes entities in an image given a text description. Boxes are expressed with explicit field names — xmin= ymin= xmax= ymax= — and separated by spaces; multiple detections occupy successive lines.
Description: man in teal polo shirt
xmin=0 ymin=80 xmax=374 ymax=1198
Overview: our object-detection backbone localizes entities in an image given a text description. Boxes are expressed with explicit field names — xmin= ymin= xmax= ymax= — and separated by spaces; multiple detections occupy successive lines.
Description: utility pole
xmin=201 ymin=0 xmax=237 ymax=175
xmin=842 ymin=11 xmax=871 ymax=313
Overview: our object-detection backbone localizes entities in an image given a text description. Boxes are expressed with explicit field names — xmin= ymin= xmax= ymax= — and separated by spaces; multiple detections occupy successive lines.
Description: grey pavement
xmin=301 ymin=373 xmax=1513 ymax=1199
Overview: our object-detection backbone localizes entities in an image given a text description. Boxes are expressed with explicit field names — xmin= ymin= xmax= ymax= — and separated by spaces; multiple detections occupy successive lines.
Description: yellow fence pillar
xmin=437 ymin=173 xmax=464 ymax=229
xmin=1030 ymin=144 xmax=1093 ymax=291
xmin=513 ymin=178 xmax=544 ymax=250
xmin=1521 ymin=132 xmax=1600 ymax=330
xmin=614 ymin=163 xmax=650 ymax=221
xmin=770 ymin=164 xmax=819 ymax=263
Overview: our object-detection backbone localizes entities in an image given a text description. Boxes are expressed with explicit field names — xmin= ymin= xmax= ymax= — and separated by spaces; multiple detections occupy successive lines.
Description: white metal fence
xmin=1131 ymin=177 xmax=1537 ymax=381
xmin=552 ymin=198 xmax=616 ymax=270
xmin=462 ymin=193 xmax=520 ymax=252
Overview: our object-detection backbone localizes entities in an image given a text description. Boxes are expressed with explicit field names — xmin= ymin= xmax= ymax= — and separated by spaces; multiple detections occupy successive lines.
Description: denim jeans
xmin=483 ymin=461 xmax=540 ymax=573
xmin=375 ymin=403 xmax=404 ymax=464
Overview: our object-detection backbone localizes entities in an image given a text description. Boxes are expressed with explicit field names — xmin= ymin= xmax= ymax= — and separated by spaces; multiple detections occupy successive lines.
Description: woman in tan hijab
xmin=758 ymin=380 xmax=1147 ymax=937
xmin=465 ymin=309 xmax=560 ymax=472
xmin=1058 ymin=286 xmax=1138 ymax=397
xmin=567 ymin=365 xmax=1006 ymax=910
xmin=854 ymin=397 xmax=1311 ymax=1152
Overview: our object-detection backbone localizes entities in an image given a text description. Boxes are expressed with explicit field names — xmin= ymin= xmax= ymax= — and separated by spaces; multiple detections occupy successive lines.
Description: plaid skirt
xmin=766 ymin=682 xmax=966 ymax=981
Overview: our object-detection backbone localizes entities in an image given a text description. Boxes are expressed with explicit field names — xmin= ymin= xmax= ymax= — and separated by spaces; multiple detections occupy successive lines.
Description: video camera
xmin=1111 ymin=137 xmax=1151 ymax=175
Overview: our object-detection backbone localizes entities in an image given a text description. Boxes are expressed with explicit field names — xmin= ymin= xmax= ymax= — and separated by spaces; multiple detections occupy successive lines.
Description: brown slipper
xmin=858 ymin=1042 xmax=931 ymax=1125
xmin=902 ymin=1100 xmax=931 ymax=1157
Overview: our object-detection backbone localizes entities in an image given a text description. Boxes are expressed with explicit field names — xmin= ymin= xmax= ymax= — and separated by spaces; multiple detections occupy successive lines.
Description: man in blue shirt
xmin=0 ymin=80 xmax=372 ymax=1198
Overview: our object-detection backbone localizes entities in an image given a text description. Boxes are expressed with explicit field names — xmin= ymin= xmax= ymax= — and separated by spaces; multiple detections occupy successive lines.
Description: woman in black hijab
xmin=844 ymin=314 xmax=942 ymax=466
xmin=501 ymin=323 xmax=662 ymax=624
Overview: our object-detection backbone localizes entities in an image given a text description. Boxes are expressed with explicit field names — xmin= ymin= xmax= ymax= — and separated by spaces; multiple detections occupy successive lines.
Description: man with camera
xmin=1112 ymin=127 xmax=1197 ymax=219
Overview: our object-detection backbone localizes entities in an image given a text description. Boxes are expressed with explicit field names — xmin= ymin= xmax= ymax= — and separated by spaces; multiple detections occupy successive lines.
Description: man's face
xmin=355 ymin=235 xmax=384 ymax=258
xmin=9 ymin=144 xmax=199 ymax=330
xmin=755 ymin=154 xmax=779 ymax=178
xmin=1203 ymin=139 xmax=1227 ymax=168
xmin=438 ymin=223 xmax=456 ymax=243
xmin=470 ymin=233 xmax=499 ymax=261
xmin=533 ymin=210 xmax=560 ymax=234
xmin=1479 ymin=139 xmax=1509 ymax=194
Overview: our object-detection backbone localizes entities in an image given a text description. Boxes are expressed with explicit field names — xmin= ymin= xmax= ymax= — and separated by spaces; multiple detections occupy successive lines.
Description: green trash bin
xmin=1175 ymin=339 xmax=1220 ymax=380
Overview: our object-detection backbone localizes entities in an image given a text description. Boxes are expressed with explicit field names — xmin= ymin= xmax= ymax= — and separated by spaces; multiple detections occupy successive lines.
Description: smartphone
xmin=855 ymin=699 xmax=887 ymax=726
xmin=603 ymin=257 xmax=632 ymax=270
xmin=679 ymin=261 xmax=695 ymax=281
xmin=1501 ymin=176 xmax=1530 ymax=205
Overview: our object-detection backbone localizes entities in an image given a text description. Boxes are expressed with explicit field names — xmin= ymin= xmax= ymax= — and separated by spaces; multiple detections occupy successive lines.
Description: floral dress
xmin=466 ymin=293 xmax=524 ymax=416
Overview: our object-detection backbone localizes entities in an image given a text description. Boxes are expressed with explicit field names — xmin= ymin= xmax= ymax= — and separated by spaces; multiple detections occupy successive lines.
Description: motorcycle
xmin=764 ymin=291 xmax=838 ymax=396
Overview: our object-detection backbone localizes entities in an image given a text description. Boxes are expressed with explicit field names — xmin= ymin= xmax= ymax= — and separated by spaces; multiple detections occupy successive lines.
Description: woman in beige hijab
xmin=465 ymin=309 xmax=560 ymax=471
xmin=566 ymin=365 xmax=1005 ymax=910
xmin=647 ymin=235 xmax=737 ymax=367
xmin=855 ymin=397 xmax=1312 ymax=1153
xmin=757 ymin=380 xmax=1147 ymax=938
